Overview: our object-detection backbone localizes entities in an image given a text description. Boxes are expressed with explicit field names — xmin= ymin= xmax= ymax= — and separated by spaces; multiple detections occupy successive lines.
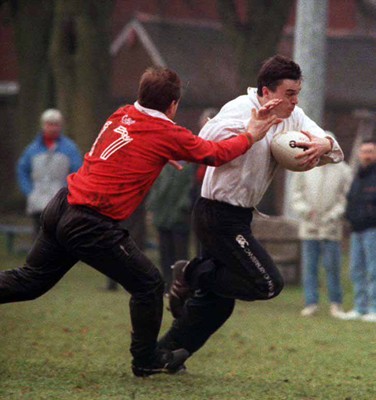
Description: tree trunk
xmin=217 ymin=0 xmax=294 ymax=89
xmin=11 ymin=0 xmax=54 ymax=152
xmin=49 ymin=0 xmax=114 ymax=152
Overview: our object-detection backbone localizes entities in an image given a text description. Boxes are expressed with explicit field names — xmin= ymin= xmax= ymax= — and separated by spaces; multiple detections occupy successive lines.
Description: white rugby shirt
xmin=199 ymin=88 xmax=344 ymax=208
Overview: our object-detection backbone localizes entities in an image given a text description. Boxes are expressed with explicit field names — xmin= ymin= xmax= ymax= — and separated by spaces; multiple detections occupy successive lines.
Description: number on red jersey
xmin=89 ymin=121 xmax=133 ymax=160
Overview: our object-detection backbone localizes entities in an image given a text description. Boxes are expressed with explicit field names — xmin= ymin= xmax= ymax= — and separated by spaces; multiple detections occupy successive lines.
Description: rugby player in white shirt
xmin=160 ymin=55 xmax=344 ymax=367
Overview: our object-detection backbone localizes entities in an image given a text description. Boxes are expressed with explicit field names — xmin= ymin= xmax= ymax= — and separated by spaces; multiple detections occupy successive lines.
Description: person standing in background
xmin=17 ymin=109 xmax=82 ymax=238
xmin=148 ymin=161 xmax=195 ymax=294
xmin=340 ymin=140 xmax=376 ymax=322
xmin=291 ymin=134 xmax=352 ymax=318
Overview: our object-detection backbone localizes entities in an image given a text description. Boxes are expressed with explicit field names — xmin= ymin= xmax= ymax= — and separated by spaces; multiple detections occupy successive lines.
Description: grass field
xmin=1 ymin=238 xmax=375 ymax=400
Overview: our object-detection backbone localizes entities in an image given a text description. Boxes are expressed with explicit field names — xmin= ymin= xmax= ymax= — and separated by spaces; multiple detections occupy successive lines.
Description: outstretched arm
xmin=169 ymin=99 xmax=283 ymax=168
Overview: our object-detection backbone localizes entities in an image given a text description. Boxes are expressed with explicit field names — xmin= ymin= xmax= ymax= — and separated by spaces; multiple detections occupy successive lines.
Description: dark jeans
xmin=0 ymin=188 xmax=164 ymax=364
xmin=159 ymin=197 xmax=284 ymax=354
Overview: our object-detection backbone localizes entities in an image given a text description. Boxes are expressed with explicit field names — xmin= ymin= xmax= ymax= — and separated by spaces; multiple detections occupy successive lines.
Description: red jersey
xmin=67 ymin=104 xmax=251 ymax=220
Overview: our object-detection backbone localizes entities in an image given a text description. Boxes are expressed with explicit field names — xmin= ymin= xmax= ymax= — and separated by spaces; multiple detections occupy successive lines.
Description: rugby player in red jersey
xmin=0 ymin=67 xmax=282 ymax=376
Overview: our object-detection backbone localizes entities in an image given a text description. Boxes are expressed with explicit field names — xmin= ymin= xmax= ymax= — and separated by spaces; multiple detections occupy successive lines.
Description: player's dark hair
xmin=257 ymin=55 xmax=302 ymax=96
xmin=361 ymin=139 xmax=376 ymax=146
xmin=138 ymin=67 xmax=181 ymax=113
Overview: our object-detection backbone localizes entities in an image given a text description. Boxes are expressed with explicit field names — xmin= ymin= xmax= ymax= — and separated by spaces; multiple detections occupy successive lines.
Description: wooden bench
xmin=252 ymin=216 xmax=301 ymax=285
xmin=256 ymin=237 xmax=301 ymax=285
xmin=0 ymin=224 xmax=33 ymax=255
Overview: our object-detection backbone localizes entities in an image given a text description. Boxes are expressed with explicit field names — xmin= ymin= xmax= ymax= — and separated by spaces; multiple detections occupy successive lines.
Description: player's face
xmin=358 ymin=143 xmax=376 ymax=167
xmin=262 ymin=79 xmax=301 ymax=118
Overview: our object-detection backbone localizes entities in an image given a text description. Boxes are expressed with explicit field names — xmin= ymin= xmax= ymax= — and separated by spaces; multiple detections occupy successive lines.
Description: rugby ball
xmin=271 ymin=130 xmax=312 ymax=172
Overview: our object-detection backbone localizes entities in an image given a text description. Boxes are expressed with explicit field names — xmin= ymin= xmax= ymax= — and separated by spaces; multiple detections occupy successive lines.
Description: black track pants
xmin=159 ymin=197 xmax=284 ymax=354
xmin=0 ymin=188 xmax=164 ymax=363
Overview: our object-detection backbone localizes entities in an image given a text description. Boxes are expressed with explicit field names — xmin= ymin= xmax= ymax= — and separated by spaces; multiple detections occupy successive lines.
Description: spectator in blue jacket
xmin=340 ymin=140 xmax=376 ymax=322
xmin=17 ymin=109 xmax=82 ymax=237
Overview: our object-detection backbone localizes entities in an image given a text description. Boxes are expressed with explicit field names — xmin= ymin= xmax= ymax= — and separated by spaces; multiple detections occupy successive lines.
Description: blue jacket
xmin=17 ymin=132 xmax=82 ymax=214
xmin=345 ymin=163 xmax=376 ymax=232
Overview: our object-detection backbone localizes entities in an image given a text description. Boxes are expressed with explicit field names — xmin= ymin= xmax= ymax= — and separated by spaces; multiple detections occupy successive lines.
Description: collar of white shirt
xmin=247 ymin=87 xmax=262 ymax=108
xmin=134 ymin=101 xmax=176 ymax=124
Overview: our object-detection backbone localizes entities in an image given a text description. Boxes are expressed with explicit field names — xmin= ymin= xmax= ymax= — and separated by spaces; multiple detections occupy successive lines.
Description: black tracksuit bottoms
xmin=0 ymin=188 xmax=164 ymax=364
xmin=159 ymin=197 xmax=284 ymax=354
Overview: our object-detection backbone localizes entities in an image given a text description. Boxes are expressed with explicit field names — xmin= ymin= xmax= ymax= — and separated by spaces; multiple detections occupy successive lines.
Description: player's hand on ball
xmin=295 ymin=130 xmax=332 ymax=168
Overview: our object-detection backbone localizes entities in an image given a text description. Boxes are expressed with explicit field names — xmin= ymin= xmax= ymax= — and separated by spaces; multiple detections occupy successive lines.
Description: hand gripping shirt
xmin=67 ymin=102 xmax=251 ymax=220
xmin=200 ymin=88 xmax=344 ymax=208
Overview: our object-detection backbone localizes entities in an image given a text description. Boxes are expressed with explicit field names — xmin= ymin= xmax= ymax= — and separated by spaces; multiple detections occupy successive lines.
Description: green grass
xmin=1 ymin=239 xmax=376 ymax=400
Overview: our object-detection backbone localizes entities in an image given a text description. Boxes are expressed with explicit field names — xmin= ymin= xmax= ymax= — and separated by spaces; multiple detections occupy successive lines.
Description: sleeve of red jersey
xmin=169 ymin=127 xmax=252 ymax=167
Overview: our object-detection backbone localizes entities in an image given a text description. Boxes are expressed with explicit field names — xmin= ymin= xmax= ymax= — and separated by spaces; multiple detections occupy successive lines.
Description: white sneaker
xmin=361 ymin=313 xmax=376 ymax=322
xmin=301 ymin=304 xmax=319 ymax=317
xmin=330 ymin=303 xmax=345 ymax=318
xmin=338 ymin=309 xmax=362 ymax=320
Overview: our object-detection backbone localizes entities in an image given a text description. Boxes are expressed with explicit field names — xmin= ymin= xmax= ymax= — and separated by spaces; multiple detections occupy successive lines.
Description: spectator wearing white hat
xmin=17 ymin=109 xmax=82 ymax=238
